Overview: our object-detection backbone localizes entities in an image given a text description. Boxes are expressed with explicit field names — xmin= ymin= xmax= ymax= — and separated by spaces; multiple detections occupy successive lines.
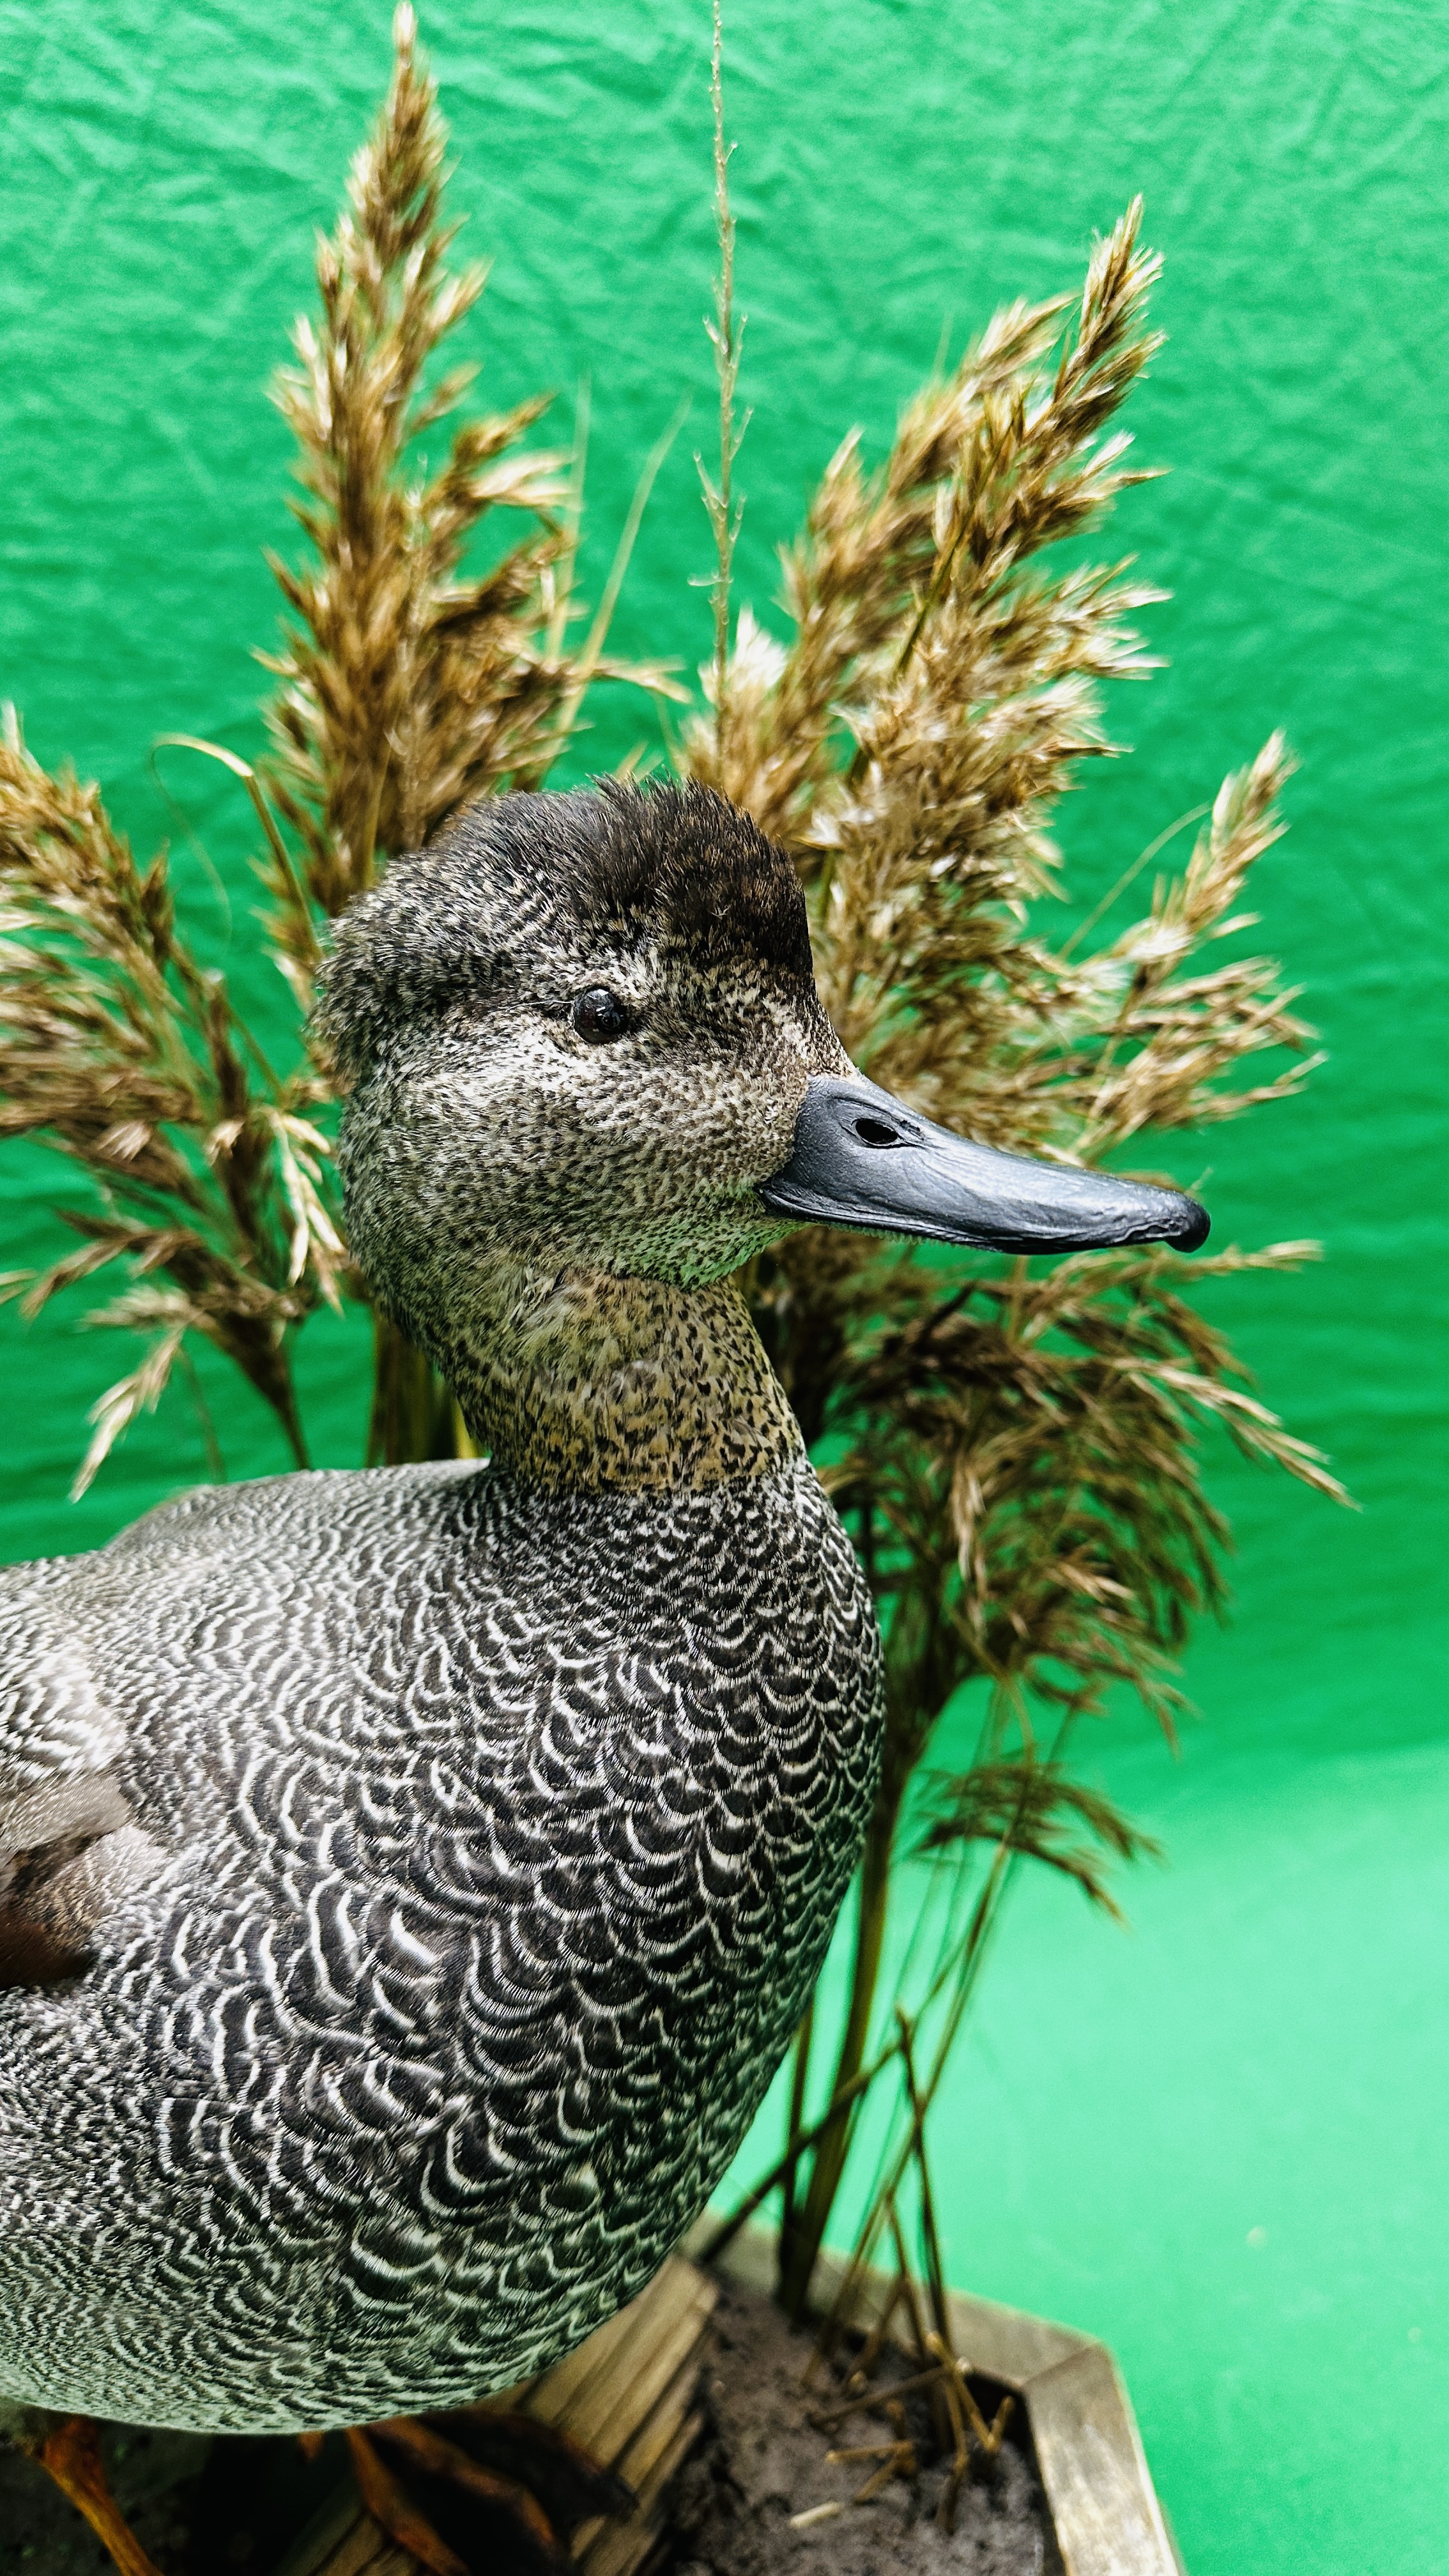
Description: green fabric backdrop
xmin=2 ymin=3 xmax=1445 ymax=2568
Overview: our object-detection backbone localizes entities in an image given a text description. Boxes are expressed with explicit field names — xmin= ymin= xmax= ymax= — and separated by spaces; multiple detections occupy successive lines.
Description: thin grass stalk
xmin=698 ymin=2023 xmax=914 ymax=2270
xmin=774 ymin=1827 xmax=1019 ymax=2314
xmin=700 ymin=0 xmax=746 ymax=769
xmin=781 ymin=1805 xmax=896 ymax=2314
xmin=897 ymin=2014 xmax=949 ymax=2343
xmin=366 ymin=1311 xmax=458 ymax=1468
xmin=778 ymin=1997 xmax=815 ymax=2270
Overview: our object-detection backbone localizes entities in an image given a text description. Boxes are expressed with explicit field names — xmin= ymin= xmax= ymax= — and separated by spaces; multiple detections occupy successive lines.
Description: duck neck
xmin=432 ymin=1259 xmax=804 ymax=1494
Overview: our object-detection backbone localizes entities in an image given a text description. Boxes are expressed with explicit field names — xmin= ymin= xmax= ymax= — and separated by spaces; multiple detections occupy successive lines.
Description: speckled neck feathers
xmin=441 ymin=1262 xmax=802 ymax=1492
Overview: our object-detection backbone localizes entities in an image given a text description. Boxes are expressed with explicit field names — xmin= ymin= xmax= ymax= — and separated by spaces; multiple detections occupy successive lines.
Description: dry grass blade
xmin=918 ymin=1759 xmax=1162 ymax=1920
xmin=261 ymin=1 xmax=678 ymax=1015
xmin=0 ymin=705 xmax=334 ymax=1475
xmin=697 ymin=0 xmax=747 ymax=765
xmin=155 ymin=735 xmax=321 ymax=968
xmin=1066 ymin=733 xmax=1322 ymax=1150
xmin=685 ymin=291 xmax=1070 ymax=832
xmin=70 ymin=1305 xmax=190 ymax=1500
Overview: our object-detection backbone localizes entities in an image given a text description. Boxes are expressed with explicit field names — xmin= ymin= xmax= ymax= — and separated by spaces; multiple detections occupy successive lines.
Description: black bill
xmin=759 ymin=1073 xmax=1209 ymax=1255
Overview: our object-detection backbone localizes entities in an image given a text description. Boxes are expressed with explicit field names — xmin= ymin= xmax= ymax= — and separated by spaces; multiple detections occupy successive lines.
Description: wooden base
xmin=279 ymin=2257 xmax=717 ymax=2576
xmin=699 ymin=2223 xmax=1187 ymax=2576
xmin=279 ymin=2225 xmax=1183 ymax=2576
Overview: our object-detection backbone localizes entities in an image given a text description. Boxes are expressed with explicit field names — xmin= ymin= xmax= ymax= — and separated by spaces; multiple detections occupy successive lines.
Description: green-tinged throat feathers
xmin=441 ymin=1259 xmax=802 ymax=1492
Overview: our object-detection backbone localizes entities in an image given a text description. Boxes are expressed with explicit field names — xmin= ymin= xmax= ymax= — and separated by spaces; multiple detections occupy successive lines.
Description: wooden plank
xmin=616 ymin=2356 xmax=708 ymax=2491
xmin=944 ymin=2286 xmax=1091 ymax=2387
xmin=300 ymin=2254 xmax=717 ymax=2576
xmin=558 ymin=2276 xmax=716 ymax=2458
xmin=275 ymin=2492 xmax=417 ymax=2576
xmin=569 ymin=2296 xmax=719 ymax=2564
xmin=1025 ymin=2344 xmax=1179 ymax=2576
xmin=579 ymin=2408 xmax=703 ymax=2576
xmin=535 ymin=2259 xmax=691 ymax=2421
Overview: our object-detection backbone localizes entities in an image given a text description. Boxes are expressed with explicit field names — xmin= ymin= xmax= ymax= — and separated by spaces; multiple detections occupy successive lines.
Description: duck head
xmin=318 ymin=781 xmax=1206 ymax=1487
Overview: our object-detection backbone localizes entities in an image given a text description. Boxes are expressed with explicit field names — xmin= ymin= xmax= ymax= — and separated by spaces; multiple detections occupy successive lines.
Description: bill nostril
xmin=854 ymin=1116 xmax=902 ymax=1147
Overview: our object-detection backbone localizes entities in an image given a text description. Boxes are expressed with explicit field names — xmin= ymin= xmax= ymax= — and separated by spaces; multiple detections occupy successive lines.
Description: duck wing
xmin=0 ymin=1557 xmax=162 ymax=1986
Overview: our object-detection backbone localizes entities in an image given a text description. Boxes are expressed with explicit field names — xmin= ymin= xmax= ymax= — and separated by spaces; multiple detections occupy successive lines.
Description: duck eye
xmin=571 ymin=987 xmax=632 ymax=1043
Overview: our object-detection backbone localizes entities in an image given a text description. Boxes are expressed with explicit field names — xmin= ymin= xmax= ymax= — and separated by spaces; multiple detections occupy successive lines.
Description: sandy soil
xmin=671 ymin=2279 xmax=1062 ymax=2576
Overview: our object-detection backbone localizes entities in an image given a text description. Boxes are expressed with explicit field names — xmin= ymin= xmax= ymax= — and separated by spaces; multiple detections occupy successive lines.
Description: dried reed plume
xmin=263 ymin=5 xmax=675 ymax=976
xmin=1 ymin=9 xmax=676 ymax=1480
xmin=0 ymin=10 xmax=1344 ymax=2313
xmin=0 ymin=707 xmax=340 ymax=1493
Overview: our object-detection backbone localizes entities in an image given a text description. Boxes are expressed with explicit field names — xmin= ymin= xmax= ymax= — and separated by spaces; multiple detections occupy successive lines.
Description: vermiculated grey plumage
xmin=2 ymin=779 xmax=884 ymax=2437
xmin=0 ymin=778 xmax=1200 ymax=2457
xmin=0 ymin=1453 xmax=879 ymax=2428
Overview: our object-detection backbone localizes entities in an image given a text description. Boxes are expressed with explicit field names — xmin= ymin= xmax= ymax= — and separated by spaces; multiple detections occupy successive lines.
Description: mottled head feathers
xmin=316 ymin=781 xmax=848 ymax=1433
xmin=551 ymin=779 xmax=813 ymax=976
xmin=316 ymin=779 xmax=813 ymax=1084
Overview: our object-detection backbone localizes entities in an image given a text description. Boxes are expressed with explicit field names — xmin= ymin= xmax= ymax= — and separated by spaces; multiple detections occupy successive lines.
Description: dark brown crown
xmin=315 ymin=780 xmax=813 ymax=1080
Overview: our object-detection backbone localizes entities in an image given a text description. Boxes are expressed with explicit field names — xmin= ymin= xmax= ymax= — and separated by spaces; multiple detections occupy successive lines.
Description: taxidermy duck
xmin=0 ymin=781 xmax=1206 ymax=2575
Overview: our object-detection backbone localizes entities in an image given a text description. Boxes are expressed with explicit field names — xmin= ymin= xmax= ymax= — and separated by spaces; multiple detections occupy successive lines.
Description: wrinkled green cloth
xmin=0 ymin=6 xmax=1444 ymax=2573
